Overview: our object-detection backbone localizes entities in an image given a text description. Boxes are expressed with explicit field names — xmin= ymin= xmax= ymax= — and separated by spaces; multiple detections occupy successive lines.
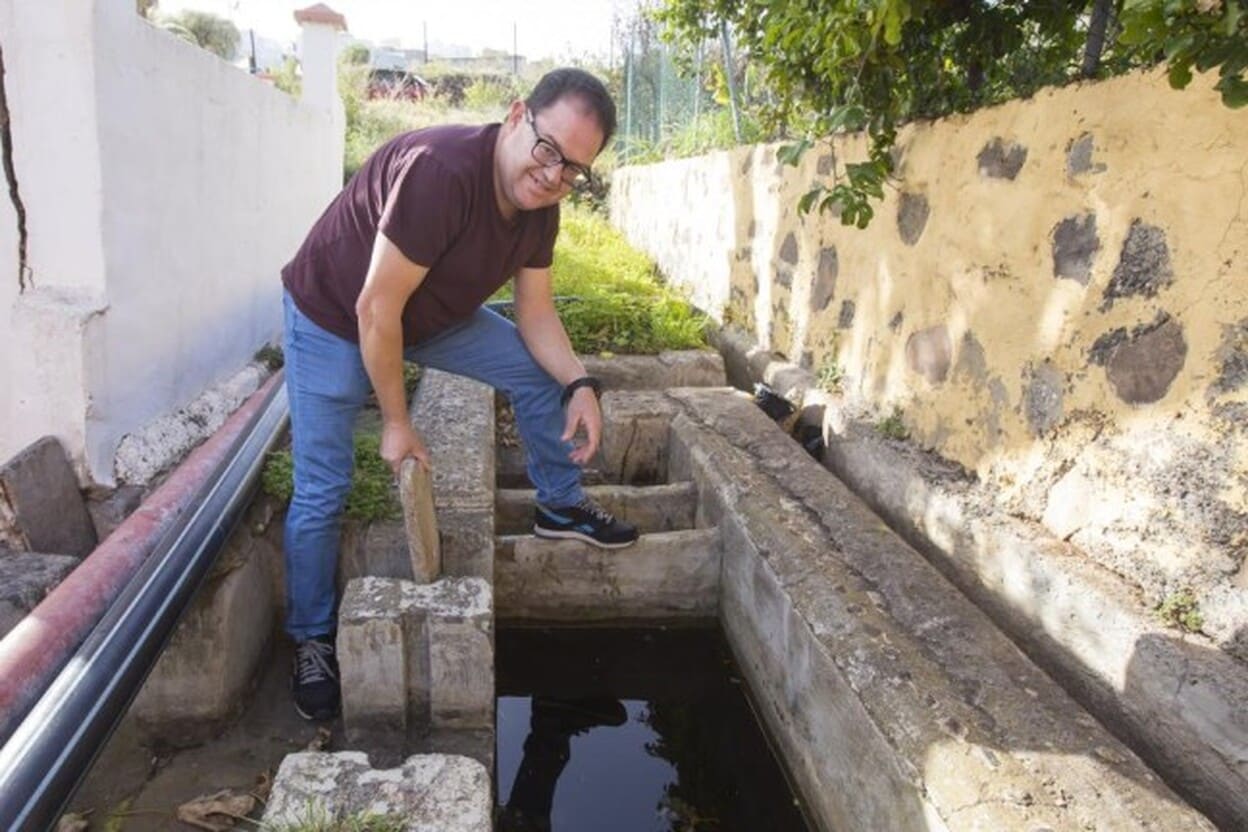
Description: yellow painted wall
xmin=610 ymin=68 xmax=1247 ymax=655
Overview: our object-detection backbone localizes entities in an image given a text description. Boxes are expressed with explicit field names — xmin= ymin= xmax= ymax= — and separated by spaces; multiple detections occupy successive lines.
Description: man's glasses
xmin=525 ymin=108 xmax=593 ymax=189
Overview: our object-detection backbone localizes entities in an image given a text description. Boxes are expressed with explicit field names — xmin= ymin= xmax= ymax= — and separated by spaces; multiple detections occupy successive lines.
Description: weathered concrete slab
xmin=410 ymin=371 xmax=494 ymax=581
xmin=495 ymin=482 xmax=697 ymax=536
xmin=0 ymin=551 xmax=79 ymax=639
xmin=0 ymin=436 xmax=96 ymax=557
xmin=339 ymin=576 xmax=493 ymax=754
xmin=496 ymin=529 xmax=719 ymax=621
xmin=824 ymin=426 xmax=1248 ymax=829
xmin=130 ymin=528 xmax=277 ymax=733
xmin=667 ymin=388 xmax=1214 ymax=832
xmin=263 ymin=751 xmax=491 ymax=831
xmin=399 ymin=459 xmax=440 ymax=582
xmin=598 ymin=390 xmax=681 ymax=485
xmin=581 ymin=350 xmax=726 ymax=390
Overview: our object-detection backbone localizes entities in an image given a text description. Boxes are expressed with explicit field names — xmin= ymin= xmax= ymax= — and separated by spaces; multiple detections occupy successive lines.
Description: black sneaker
xmin=292 ymin=634 xmax=340 ymax=721
xmin=533 ymin=498 xmax=639 ymax=548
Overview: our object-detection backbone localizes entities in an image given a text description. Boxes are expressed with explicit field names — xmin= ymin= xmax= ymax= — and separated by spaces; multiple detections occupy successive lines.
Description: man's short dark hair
xmin=526 ymin=68 xmax=617 ymax=152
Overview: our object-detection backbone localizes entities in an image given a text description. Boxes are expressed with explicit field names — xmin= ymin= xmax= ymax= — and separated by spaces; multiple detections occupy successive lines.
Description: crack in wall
xmin=0 ymin=41 xmax=31 ymax=292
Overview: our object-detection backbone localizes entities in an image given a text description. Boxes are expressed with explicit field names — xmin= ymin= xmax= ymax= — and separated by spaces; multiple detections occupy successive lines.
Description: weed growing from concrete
xmin=403 ymin=362 xmax=422 ymax=397
xmin=1156 ymin=589 xmax=1204 ymax=633
xmin=816 ymin=357 xmax=844 ymax=392
xmin=262 ymin=804 xmax=406 ymax=832
xmin=876 ymin=407 xmax=909 ymax=441
xmin=254 ymin=344 xmax=284 ymax=371
xmin=262 ymin=433 xmax=400 ymax=523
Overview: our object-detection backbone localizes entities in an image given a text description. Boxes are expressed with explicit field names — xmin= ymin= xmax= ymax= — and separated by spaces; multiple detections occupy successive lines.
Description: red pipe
xmin=0 ymin=373 xmax=282 ymax=730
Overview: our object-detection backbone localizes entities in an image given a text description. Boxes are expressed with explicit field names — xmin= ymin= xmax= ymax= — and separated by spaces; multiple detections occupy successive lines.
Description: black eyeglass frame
xmin=524 ymin=108 xmax=595 ymax=189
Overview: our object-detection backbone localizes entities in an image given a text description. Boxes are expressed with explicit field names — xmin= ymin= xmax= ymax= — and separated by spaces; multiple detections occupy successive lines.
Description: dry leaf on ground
xmin=174 ymin=789 xmax=256 ymax=832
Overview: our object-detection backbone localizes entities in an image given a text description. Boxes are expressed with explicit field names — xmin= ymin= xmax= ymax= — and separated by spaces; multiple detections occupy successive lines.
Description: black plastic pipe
xmin=0 ymin=376 xmax=288 ymax=830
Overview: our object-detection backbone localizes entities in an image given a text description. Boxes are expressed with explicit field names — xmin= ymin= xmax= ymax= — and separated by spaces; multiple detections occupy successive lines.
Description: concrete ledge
xmin=339 ymin=576 xmax=493 ymax=752
xmin=581 ymin=350 xmax=726 ymax=390
xmin=495 ymin=529 xmax=720 ymax=621
xmin=494 ymin=482 xmax=697 ymax=536
xmin=410 ymin=370 xmax=495 ymax=580
xmin=825 ymin=429 xmax=1248 ymax=828
xmin=263 ymin=751 xmax=490 ymax=831
xmin=0 ymin=552 xmax=79 ymax=640
xmin=667 ymin=388 xmax=1213 ymax=832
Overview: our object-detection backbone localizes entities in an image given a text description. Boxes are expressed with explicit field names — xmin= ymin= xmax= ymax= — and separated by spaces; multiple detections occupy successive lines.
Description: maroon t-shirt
xmin=281 ymin=123 xmax=559 ymax=345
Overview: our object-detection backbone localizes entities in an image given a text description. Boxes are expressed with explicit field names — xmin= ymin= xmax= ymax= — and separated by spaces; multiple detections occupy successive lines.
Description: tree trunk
xmin=1082 ymin=0 xmax=1113 ymax=78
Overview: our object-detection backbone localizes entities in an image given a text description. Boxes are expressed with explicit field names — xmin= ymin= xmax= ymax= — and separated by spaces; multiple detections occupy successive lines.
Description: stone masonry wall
xmin=609 ymin=68 xmax=1248 ymax=660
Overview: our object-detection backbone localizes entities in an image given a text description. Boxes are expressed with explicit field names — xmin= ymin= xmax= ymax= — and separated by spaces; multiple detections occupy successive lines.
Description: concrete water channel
xmin=67 ymin=351 xmax=1216 ymax=830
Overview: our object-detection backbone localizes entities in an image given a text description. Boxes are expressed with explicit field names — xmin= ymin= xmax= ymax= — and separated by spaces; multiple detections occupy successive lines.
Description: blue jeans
xmin=281 ymin=291 xmax=582 ymax=640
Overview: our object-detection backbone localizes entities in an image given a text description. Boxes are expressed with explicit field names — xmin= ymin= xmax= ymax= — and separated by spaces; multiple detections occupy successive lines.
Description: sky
xmin=158 ymin=0 xmax=628 ymax=62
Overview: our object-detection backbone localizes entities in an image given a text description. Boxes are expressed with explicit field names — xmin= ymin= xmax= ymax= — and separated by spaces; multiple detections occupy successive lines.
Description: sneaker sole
xmin=532 ymin=527 xmax=639 ymax=549
xmin=293 ymin=701 xmax=339 ymax=722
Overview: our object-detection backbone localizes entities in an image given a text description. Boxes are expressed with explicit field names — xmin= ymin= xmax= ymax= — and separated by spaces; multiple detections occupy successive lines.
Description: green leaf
xmin=1168 ymin=58 xmax=1195 ymax=88
xmin=1215 ymin=74 xmax=1248 ymax=107
xmin=798 ymin=187 xmax=823 ymax=214
xmin=777 ymin=138 xmax=813 ymax=166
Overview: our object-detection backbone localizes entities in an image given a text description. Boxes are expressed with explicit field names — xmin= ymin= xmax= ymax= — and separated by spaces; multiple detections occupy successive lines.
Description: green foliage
xmin=342 ymin=43 xmax=371 ymax=65
xmin=875 ymin=407 xmax=909 ymax=440
xmin=462 ymin=76 xmax=522 ymax=113
xmin=136 ymin=0 xmax=158 ymax=19
xmin=656 ymin=0 xmax=1248 ymax=226
xmin=272 ymin=56 xmax=301 ymax=96
xmin=1156 ymin=589 xmax=1205 ymax=632
xmin=403 ymin=362 xmax=422 ymax=397
xmin=815 ymin=356 xmax=844 ymax=392
xmin=1120 ymin=0 xmax=1248 ymax=107
xmin=162 ymin=9 xmax=239 ymax=60
xmin=262 ymin=434 xmax=400 ymax=523
xmin=254 ymin=343 xmax=284 ymax=371
xmin=491 ymin=207 xmax=711 ymax=354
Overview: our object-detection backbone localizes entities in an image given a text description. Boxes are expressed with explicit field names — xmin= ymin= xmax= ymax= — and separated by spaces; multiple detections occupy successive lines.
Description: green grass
xmin=492 ymin=207 xmax=711 ymax=354
xmin=1156 ymin=589 xmax=1204 ymax=633
xmin=262 ymin=807 xmax=406 ymax=832
xmin=875 ymin=407 xmax=909 ymax=441
xmin=262 ymin=433 xmax=400 ymax=524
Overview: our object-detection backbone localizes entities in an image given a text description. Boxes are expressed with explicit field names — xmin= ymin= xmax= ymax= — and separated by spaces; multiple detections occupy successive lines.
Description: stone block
xmin=599 ymin=391 xmax=679 ymax=485
xmin=494 ymin=483 xmax=697 ymax=536
xmin=496 ymin=528 xmax=720 ymax=621
xmin=0 ymin=551 xmax=79 ymax=639
xmin=340 ymin=520 xmax=411 ymax=583
xmin=263 ymin=751 xmax=491 ymax=831
xmin=340 ymin=576 xmax=493 ymax=748
xmin=0 ymin=436 xmax=96 ymax=557
xmin=581 ymin=350 xmax=726 ymax=391
xmin=399 ymin=459 xmax=440 ymax=582
xmin=131 ymin=533 xmax=275 ymax=730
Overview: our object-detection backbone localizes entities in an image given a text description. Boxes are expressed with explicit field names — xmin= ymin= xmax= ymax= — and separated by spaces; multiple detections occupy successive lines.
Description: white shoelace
xmin=577 ymin=498 xmax=616 ymax=525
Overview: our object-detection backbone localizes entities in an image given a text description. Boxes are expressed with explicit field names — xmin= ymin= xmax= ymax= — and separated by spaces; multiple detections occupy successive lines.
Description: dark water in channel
xmin=495 ymin=625 xmax=813 ymax=832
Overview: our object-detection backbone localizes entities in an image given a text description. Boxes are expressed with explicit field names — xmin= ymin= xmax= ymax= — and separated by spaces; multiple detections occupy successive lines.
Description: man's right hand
xmin=380 ymin=420 xmax=431 ymax=474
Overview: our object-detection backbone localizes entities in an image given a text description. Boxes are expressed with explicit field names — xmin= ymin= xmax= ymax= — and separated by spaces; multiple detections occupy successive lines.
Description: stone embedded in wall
xmin=838 ymin=300 xmax=856 ymax=329
xmin=1024 ymin=363 xmax=1066 ymax=436
xmin=1102 ymin=220 xmax=1174 ymax=310
xmin=777 ymin=269 xmax=793 ymax=289
xmin=897 ymin=192 xmax=930 ymax=246
xmin=779 ymin=233 xmax=799 ymax=265
xmin=810 ymin=248 xmax=838 ymax=312
xmin=976 ymin=138 xmax=1028 ymax=180
xmin=1211 ymin=318 xmax=1248 ymax=395
xmin=1051 ymin=214 xmax=1100 ymax=285
xmin=1090 ymin=313 xmax=1188 ymax=405
xmin=1066 ymin=133 xmax=1106 ymax=177
xmin=889 ymin=312 xmax=904 ymax=331
xmin=953 ymin=332 xmax=989 ymax=384
xmin=817 ymin=154 xmax=833 ymax=176
xmin=905 ymin=325 xmax=953 ymax=384
xmin=0 ymin=437 xmax=96 ymax=558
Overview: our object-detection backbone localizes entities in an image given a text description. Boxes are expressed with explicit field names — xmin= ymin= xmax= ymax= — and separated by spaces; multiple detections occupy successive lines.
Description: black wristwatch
xmin=560 ymin=376 xmax=602 ymax=407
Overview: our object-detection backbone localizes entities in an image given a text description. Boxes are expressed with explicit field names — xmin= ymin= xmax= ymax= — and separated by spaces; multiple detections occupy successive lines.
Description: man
xmin=280 ymin=68 xmax=637 ymax=721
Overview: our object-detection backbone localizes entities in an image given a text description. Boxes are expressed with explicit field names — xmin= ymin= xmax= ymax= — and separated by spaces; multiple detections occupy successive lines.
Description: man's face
xmin=496 ymin=96 xmax=604 ymax=214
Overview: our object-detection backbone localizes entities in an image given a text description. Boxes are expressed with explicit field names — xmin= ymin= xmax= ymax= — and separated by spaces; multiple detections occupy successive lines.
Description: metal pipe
xmin=0 ymin=377 xmax=289 ymax=830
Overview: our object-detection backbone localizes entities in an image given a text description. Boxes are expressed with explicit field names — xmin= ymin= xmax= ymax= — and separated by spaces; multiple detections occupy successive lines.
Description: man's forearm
xmin=516 ymin=306 xmax=586 ymax=386
xmin=359 ymin=317 xmax=410 ymax=425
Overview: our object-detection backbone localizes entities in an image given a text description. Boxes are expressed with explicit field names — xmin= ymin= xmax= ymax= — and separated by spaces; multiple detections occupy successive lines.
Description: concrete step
xmin=495 ymin=528 xmax=719 ymax=621
xmin=494 ymin=482 xmax=697 ymax=536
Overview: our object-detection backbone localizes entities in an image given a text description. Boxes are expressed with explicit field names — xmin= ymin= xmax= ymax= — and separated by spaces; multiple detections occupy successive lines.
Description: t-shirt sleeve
xmin=523 ymin=203 xmax=560 ymax=270
xmin=378 ymin=151 xmax=468 ymax=268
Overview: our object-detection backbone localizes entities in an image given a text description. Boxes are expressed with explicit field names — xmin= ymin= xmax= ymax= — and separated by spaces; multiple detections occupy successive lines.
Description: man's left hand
xmin=561 ymin=386 xmax=602 ymax=465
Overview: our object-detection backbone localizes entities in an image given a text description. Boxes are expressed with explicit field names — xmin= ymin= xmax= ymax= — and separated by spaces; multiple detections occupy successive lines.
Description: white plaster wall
xmin=0 ymin=1 xmax=342 ymax=483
